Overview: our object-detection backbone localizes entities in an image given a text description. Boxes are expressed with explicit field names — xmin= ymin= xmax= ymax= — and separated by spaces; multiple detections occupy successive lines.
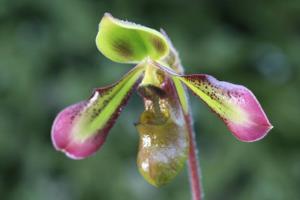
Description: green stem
xmin=185 ymin=114 xmax=203 ymax=200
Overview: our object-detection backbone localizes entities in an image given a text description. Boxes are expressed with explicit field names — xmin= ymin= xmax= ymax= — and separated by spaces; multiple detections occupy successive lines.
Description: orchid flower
xmin=51 ymin=13 xmax=272 ymax=193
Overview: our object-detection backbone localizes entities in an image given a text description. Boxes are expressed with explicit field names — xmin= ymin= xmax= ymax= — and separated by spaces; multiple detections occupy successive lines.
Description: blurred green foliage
xmin=1 ymin=0 xmax=300 ymax=199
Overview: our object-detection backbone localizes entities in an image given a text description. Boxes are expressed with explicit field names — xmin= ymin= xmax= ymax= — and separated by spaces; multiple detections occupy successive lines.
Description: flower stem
xmin=185 ymin=114 xmax=203 ymax=200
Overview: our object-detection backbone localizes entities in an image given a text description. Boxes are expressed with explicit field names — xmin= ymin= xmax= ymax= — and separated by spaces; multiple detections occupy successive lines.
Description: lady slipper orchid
xmin=51 ymin=13 xmax=272 ymax=190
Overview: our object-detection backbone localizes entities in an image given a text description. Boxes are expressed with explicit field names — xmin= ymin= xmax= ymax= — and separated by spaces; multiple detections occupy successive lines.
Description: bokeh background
xmin=1 ymin=0 xmax=300 ymax=199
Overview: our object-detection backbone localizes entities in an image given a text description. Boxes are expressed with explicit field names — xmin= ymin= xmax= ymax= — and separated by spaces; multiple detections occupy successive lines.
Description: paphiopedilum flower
xmin=51 ymin=13 xmax=272 ymax=187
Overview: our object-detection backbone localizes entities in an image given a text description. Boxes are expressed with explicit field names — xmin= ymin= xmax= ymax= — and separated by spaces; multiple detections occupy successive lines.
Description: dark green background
xmin=1 ymin=0 xmax=299 ymax=199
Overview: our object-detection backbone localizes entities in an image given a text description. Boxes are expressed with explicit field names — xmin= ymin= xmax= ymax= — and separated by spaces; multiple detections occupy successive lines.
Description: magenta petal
xmin=51 ymin=66 xmax=144 ymax=159
xmin=221 ymin=84 xmax=273 ymax=142
xmin=51 ymin=102 xmax=109 ymax=159
xmin=178 ymin=74 xmax=273 ymax=142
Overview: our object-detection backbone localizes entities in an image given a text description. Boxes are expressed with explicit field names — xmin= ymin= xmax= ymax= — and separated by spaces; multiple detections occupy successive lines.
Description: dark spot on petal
xmin=151 ymin=37 xmax=165 ymax=53
xmin=113 ymin=39 xmax=133 ymax=58
xmin=227 ymin=91 xmax=231 ymax=97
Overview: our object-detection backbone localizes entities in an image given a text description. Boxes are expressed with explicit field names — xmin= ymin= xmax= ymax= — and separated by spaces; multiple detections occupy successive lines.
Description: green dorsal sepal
xmin=96 ymin=13 xmax=170 ymax=63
